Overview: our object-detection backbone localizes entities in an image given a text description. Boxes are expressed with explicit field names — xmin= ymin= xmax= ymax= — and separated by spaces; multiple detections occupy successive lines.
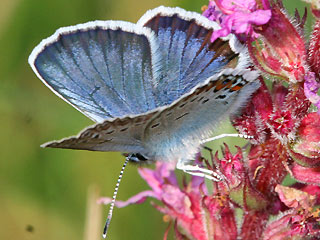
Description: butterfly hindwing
xmin=142 ymin=69 xmax=259 ymax=161
xmin=42 ymin=113 xmax=157 ymax=153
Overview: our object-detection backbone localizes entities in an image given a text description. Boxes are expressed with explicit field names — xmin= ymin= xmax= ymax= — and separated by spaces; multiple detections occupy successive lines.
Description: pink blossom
xmin=206 ymin=0 xmax=271 ymax=42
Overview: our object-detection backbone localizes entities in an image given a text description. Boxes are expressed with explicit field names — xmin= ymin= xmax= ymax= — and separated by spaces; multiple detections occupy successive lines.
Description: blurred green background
xmin=0 ymin=0 xmax=310 ymax=239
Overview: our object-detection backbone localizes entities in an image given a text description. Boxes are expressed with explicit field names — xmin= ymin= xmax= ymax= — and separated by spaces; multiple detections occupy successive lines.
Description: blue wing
xmin=29 ymin=7 xmax=256 ymax=155
xmin=29 ymin=21 xmax=162 ymax=122
xmin=29 ymin=7 xmax=249 ymax=124
xmin=138 ymin=6 xmax=248 ymax=105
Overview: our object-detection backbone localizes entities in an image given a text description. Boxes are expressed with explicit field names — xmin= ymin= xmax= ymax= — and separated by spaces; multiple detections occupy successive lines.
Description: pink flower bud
xmin=248 ymin=5 xmax=307 ymax=83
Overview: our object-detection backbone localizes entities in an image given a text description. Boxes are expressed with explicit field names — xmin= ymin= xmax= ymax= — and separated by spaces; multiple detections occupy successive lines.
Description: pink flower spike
xmin=304 ymin=72 xmax=320 ymax=113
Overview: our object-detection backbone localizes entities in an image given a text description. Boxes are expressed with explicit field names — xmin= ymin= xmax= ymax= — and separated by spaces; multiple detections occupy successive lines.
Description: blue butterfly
xmin=29 ymin=6 xmax=259 ymax=180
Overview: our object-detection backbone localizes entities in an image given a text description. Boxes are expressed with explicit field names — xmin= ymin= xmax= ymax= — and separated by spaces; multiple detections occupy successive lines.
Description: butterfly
xmin=29 ymin=6 xmax=259 ymax=180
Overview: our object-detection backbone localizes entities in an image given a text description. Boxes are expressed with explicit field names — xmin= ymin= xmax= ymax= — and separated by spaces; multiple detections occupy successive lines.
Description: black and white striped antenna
xmin=102 ymin=157 xmax=130 ymax=238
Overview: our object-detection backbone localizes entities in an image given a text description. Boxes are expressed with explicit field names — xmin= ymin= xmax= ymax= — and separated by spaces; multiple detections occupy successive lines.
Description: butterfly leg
xmin=201 ymin=133 xmax=253 ymax=144
xmin=176 ymin=159 xmax=223 ymax=181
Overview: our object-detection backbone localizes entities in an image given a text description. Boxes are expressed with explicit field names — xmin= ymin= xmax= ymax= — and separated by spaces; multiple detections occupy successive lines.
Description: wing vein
xmin=99 ymin=31 xmax=133 ymax=110
xmin=56 ymin=39 xmax=111 ymax=115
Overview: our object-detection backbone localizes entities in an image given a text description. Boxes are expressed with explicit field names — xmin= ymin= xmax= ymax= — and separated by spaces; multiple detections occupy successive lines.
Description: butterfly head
xmin=125 ymin=153 xmax=150 ymax=163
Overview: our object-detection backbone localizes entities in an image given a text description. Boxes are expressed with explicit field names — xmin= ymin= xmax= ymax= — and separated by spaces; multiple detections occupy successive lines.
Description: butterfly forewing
xmin=29 ymin=21 xmax=161 ymax=122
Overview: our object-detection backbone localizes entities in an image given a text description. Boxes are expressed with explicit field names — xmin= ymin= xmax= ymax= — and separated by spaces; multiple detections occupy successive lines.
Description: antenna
xmin=102 ymin=157 xmax=130 ymax=238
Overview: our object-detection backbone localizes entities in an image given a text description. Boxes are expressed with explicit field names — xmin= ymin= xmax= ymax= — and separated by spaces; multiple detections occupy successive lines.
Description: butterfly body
xmin=29 ymin=6 xmax=259 ymax=166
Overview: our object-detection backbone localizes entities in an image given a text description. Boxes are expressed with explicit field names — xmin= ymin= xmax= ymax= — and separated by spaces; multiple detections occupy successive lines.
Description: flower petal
xmin=138 ymin=162 xmax=177 ymax=194
xmin=291 ymin=163 xmax=320 ymax=185
xmin=162 ymin=185 xmax=194 ymax=218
